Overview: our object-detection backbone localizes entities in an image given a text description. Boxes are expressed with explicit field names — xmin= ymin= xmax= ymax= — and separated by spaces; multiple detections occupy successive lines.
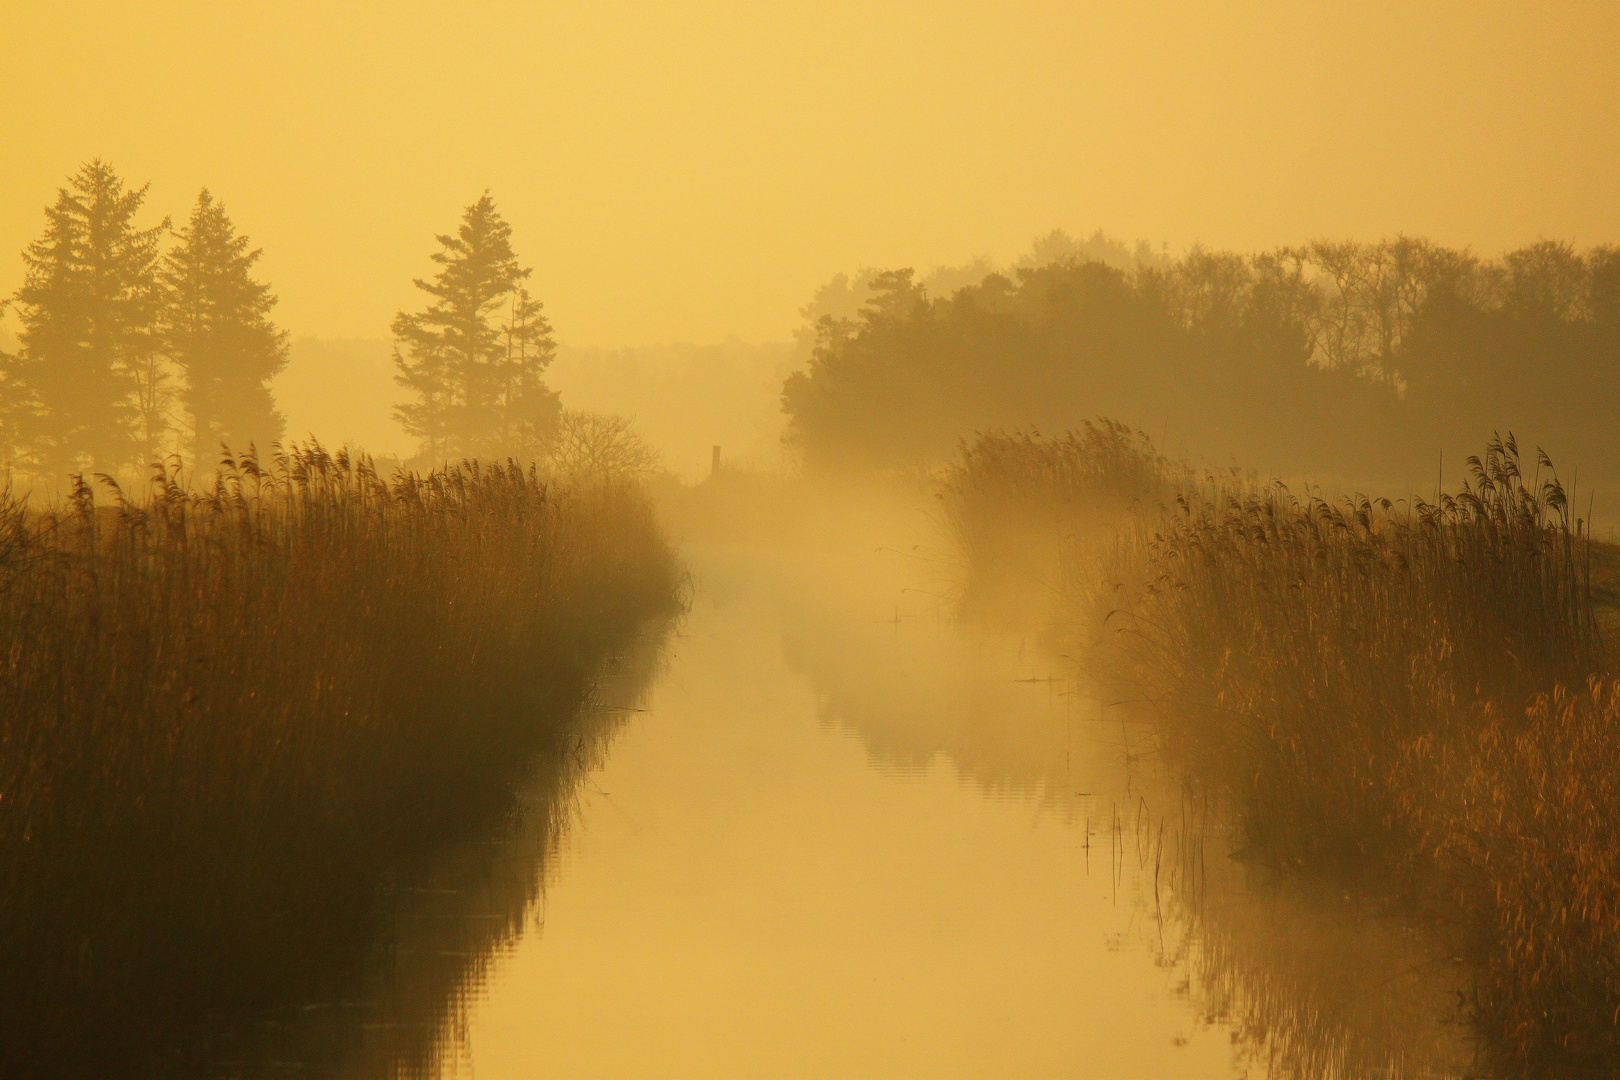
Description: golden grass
xmin=944 ymin=426 xmax=1618 ymax=1074
xmin=0 ymin=443 xmax=681 ymax=1075
xmin=1402 ymin=679 xmax=1620 ymax=1070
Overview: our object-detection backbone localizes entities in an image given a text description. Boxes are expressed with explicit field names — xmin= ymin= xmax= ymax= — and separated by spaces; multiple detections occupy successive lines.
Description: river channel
xmin=451 ymin=510 xmax=1486 ymax=1079
xmin=246 ymin=493 xmax=1480 ymax=1078
xmin=459 ymin=540 xmax=1235 ymax=1078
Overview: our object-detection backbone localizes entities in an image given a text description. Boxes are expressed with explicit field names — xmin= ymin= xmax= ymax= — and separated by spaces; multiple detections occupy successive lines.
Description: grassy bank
xmin=943 ymin=426 xmax=1620 ymax=1074
xmin=0 ymin=444 xmax=681 ymax=1077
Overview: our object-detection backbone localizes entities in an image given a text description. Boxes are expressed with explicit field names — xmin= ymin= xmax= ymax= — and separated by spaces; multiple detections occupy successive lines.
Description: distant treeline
xmin=788 ymin=228 xmax=1169 ymax=364
xmin=0 ymin=162 xmax=565 ymax=485
xmin=784 ymin=237 xmax=1620 ymax=504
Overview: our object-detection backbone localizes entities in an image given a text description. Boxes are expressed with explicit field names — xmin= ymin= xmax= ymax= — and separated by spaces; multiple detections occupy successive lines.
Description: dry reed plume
xmin=943 ymin=425 xmax=1620 ymax=1075
xmin=0 ymin=442 xmax=681 ymax=1077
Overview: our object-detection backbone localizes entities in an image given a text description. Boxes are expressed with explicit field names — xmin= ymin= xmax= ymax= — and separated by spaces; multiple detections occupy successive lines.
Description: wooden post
xmin=711 ymin=445 xmax=721 ymax=477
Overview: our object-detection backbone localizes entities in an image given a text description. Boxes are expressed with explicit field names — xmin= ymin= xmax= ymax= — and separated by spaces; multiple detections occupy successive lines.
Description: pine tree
xmin=489 ymin=284 xmax=561 ymax=452
xmin=3 ymin=161 xmax=168 ymax=478
xmin=161 ymin=189 xmax=289 ymax=470
xmin=0 ymin=311 xmax=18 ymax=469
xmin=393 ymin=194 xmax=559 ymax=462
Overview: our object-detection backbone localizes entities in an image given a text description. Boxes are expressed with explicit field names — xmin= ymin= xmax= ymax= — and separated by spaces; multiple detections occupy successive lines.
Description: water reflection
xmin=26 ymin=522 xmax=1486 ymax=1076
xmin=774 ymin=542 xmax=1479 ymax=1078
xmin=781 ymin=605 xmax=1083 ymax=798
xmin=3 ymin=626 xmax=667 ymax=1080
xmin=234 ymin=634 xmax=669 ymax=1079
xmin=434 ymin=544 xmax=1238 ymax=1078
xmin=777 ymin=549 xmax=1095 ymax=805
xmin=1164 ymin=850 xmax=1475 ymax=1080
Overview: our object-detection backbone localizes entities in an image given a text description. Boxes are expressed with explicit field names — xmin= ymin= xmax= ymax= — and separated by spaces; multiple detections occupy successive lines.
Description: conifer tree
xmin=3 ymin=161 xmax=167 ymax=477
xmin=393 ymin=194 xmax=559 ymax=461
xmin=488 ymin=284 xmax=560 ymax=450
xmin=0 ymin=312 xmax=17 ymax=468
xmin=161 ymin=189 xmax=289 ymax=469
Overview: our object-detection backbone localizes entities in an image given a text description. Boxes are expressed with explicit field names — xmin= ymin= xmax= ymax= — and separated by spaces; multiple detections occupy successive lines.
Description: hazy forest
xmin=3 ymin=5 xmax=1619 ymax=1076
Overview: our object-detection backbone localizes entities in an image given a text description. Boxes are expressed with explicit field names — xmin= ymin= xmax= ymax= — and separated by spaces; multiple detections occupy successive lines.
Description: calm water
xmin=228 ymin=521 xmax=1477 ymax=1078
xmin=413 ymin=534 xmax=1470 ymax=1079
xmin=458 ymin=544 xmax=1231 ymax=1079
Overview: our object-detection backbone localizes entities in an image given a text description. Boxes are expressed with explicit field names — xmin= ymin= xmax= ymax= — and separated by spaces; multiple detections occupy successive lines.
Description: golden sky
xmin=3 ymin=1 xmax=1617 ymax=346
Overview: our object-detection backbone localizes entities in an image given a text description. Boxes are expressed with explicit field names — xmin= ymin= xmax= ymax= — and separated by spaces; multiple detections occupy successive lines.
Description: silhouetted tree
xmin=2 ymin=161 xmax=167 ymax=477
xmin=487 ymin=284 xmax=560 ymax=453
xmin=393 ymin=194 xmax=559 ymax=462
xmin=1590 ymin=247 xmax=1620 ymax=328
xmin=161 ymin=189 xmax=289 ymax=470
xmin=0 ymin=314 xmax=17 ymax=468
xmin=790 ymin=269 xmax=879 ymax=364
xmin=547 ymin=408 xmax=661 ymax=479
xmin=1012 ymin=227 xmax=1165 ymax=273
xmin=785 ymin=251 xmax=1394 ymax=474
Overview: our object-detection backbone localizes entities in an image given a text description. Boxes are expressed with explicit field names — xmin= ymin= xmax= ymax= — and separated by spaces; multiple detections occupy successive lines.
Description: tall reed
xmin=943 ymin=425 xmax=1619 ymax=1074
xmin=1401 ymin=679 xmax=1620 ymax=1071
xmin=0 ymin=443 xmax=681 ymax=1076
xmin=1136 ymin=437 xmax=1599 ymax=863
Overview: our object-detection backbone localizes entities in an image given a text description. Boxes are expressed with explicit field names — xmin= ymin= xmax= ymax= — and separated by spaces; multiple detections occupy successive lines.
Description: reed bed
xmin=943 ymin=426 xmax=1620 ymax=1074
xmin=938 ymin=421 xmax=1170 ymax=619
xmin=0 ymin=444 xmax=681 ymax=1077
xmin=1404 ymin=679 xmax=1620 ymax=1071
xmin=1140 ymin=437 xmax=1599 ymax=860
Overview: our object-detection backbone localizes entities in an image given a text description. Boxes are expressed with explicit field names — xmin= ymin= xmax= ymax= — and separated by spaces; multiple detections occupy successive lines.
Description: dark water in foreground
xmin=222 ymin=534 xmax=1475 ymax=1079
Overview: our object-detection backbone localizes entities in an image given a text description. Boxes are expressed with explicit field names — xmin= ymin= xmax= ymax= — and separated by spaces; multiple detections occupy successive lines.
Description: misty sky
xmin=3 ymin=1 xmax=1617 ymax=347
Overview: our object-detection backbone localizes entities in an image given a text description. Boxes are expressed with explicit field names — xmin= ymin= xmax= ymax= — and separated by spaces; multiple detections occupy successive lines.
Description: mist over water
xmin=2 ymin=5 xmax=1616 ymax=1076
xmin=136 ymin=484 xmax=1472 ymax=1078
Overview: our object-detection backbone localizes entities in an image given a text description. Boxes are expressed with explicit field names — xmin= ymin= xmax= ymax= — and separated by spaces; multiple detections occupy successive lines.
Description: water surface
xmin=270 ymin=525 xmax=1476 ymax=1079
xmin=457 ymin=543 xmax=1242 ymax=1078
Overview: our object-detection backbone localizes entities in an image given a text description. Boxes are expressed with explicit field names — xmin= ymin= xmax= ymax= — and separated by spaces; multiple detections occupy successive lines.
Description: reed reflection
xmin=776 ymin=558 xmax=1477 ymax=1079
xmin=3 ymin=624 xmax=669 ymax=1080
xmin=777 ymin=558 xmax=1094 ymax=805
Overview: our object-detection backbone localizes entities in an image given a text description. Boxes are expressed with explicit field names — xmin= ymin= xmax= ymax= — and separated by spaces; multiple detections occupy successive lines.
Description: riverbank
xmin=942 ymin=425 xmax=1620 ymax=1075
xmin=0 ymin=446 xmax=682 ymax=1078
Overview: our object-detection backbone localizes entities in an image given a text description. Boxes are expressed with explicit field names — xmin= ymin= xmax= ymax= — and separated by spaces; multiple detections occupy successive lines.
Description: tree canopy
xmin=162 ymin=189 xmax=289 ymax=470
xmin=783 ymin=238 xmax=1620 ymax=491
xmin=3 ymin=161 xmax=168 ymax=477
xmin=392 ymin=194 xmax=559 ymax=463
